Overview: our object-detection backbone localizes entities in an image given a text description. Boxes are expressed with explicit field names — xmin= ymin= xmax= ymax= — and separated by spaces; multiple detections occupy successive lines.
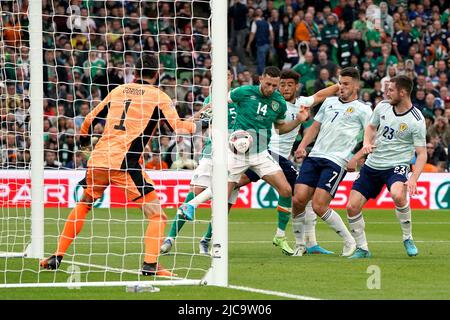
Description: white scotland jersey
xmin=309 ymin=96 xmax=373 ymax=168
xmin=365 ymin=101 xmax=426 ymax=170
xmin=269 ymin=96 xmax=310 ymax=158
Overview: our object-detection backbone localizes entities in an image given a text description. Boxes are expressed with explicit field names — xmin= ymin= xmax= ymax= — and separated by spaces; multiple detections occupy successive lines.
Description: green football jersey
xmin=230 ymin=85 xmax=287 ymax=153
xmin=201 ymin=95 xmax=237 ymax=159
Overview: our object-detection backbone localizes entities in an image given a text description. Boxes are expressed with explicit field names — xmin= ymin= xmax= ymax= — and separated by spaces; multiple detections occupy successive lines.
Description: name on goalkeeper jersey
xmin=123 ymin=87 xmax=145 ymax=95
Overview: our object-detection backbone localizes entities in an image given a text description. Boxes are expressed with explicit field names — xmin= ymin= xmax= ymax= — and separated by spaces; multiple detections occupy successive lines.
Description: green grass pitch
xmin=1 ymin=207 xmax=450 ymax=300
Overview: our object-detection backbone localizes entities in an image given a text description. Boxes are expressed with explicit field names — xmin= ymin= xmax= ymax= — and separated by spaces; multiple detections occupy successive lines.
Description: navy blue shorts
xmin=245 ymin=151 xmax=298 ymax=191
xmin=352 ymin=164 xmax=409 ymax=200
xmin=296 ymin=157 xmax=346 ymax=198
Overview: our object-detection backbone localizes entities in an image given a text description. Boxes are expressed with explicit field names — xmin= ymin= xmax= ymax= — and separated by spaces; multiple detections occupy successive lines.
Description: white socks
xmin=189 ymin=187 xmax=240 ymax=208
xmin=348 ymin=212 xmax=368 ymax=251
xmin=292 ymin=211 xmax=306 ymax=247
xmin=188 ymin=188 xmax=213 ymax=208
xmin=276 ymin=228 xmax=285 ymax=237
xmin=395 ymin=203 xmax=412 ymax=241
xmin=228 ymin=188 xmax=239 ymax=205
xmin=304 ymin=201 xmax=318 ymax=248
xmin=321 ymin=208 xmax=354 ymax=243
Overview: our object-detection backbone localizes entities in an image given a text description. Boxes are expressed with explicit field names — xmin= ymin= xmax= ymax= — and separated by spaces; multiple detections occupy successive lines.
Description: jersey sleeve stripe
xmin=411 ymin=108 xmax=422 ymax=121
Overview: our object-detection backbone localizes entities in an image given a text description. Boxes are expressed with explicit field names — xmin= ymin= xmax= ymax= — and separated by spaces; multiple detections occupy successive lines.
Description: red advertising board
xmin=0 ymin=179 xmax=69 ymax=207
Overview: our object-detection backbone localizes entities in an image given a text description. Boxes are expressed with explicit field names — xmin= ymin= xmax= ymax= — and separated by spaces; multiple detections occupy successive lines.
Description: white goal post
xmin=0 ymin=0 xmax=228 ymax=289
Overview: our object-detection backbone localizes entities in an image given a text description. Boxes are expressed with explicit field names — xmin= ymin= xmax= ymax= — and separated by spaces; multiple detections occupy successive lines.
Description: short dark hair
xmin=135 ymin=54 xmax=158 ymax=79
xmin=262 ymin=66 xmax=281 ymax=78
xmin=390 ymin=75 xmax=413 ymax=95
xmin=280 ymin=69 xmax=300 ymax=82
xmin=340 ymin=67 xmax=360 ymax=81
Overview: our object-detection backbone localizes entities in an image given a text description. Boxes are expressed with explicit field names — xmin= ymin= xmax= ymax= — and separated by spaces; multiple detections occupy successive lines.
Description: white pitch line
xmin=31 ymin=220 xmax=450 ymax=225
xmin=36 ymin=260 xmax=323 ymax=300
xmin=228 ymin=285 xmax=321 ymax=300
xmin=61 ymin=239 xmax=450 ymax=245
xmin=67 ymin=260 xmax=204 ymax=282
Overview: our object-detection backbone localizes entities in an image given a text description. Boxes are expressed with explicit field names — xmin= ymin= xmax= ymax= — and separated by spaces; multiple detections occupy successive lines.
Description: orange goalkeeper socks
xmin=55 ymin=203 xmax=91 ymax=257
xmin=144 ymin=215 xmax=167 ymax=264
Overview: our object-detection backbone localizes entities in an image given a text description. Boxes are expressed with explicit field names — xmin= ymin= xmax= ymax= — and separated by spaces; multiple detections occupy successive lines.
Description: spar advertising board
xmin=0 ymin=170 xmax=448 ymax=210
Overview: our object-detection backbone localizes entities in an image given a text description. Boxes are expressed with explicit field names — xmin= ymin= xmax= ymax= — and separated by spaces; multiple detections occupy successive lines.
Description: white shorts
xmin=190 ymin=157 xmax=213 ymax=188
xmin=228 ymin=149 xmax=282 ymax=183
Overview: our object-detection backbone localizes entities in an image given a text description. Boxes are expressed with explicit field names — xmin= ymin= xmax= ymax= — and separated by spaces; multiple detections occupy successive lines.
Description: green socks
xmin=167 ymin=191 xmax=195 ymax=239
xmin=276 ymin=196 xmax=292 ymax=237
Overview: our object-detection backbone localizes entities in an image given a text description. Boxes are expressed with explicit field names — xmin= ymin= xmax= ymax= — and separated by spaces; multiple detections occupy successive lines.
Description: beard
xmin=339 ymin=90 xmax=354 ymax=101
xmin=389 ymin=96 xmax=400 ymax=106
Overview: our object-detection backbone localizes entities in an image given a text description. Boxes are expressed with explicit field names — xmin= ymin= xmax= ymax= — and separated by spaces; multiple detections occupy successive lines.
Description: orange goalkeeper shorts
xmin=79 ymin=167 xmax=158 ymax=204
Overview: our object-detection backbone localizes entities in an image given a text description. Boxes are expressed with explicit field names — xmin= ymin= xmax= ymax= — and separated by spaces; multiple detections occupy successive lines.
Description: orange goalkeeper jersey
xmin=80 ymin=79 xmax=196 ymax=170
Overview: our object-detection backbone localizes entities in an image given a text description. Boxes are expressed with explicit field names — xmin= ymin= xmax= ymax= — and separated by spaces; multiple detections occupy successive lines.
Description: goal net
xmin=0 ymin=0 xmax=228 ymax=288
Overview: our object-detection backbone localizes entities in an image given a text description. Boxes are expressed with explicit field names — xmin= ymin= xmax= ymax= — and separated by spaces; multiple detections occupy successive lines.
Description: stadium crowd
xmin=1 ymin=0 xmax=449 ymax=172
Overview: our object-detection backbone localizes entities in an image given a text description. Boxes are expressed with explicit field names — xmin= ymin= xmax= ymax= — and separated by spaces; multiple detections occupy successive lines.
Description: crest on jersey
xmin=343 ymin=106 xmax=354 ymax=118
xmin=399 ymin=123 xmax=408 ymax=132
xmin=271 ymin=101 xmax=280 ymax=111
xmin=397 ymin=123 xmax=409 ymax=137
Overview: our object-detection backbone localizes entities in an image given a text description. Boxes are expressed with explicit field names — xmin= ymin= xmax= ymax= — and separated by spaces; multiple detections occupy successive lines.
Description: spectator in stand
xmin=64 ymin=151 xmax=87 ymax=169
xmin=74 ymin=102 xmax=89 ymax=130
xmin=413 ymin=89 xmax=427 ymax=110
xmin=426 ymin=136 xmax=448 ymax=172
xmin=295 ymin=13 xmax=319 ymax=43
xmin=428 ymin=116 xmax=450 ymax=147
xmin=380 ymin=65 xmax=397 ymax=93
xmin=320 ymin=14 xmax=340 ymax=49
xmin=314 ymin=68 xmax=334 ymax=92
xmin=170 ymin=148 xmax=197 ymax=170
xmin=229 ymin=55 xmax=246 ymax=81
xmin=44 ymin=151 xmax=62 ymax=169
xmin=422 ymin=93 xmax=437 ymax=119
xmin=293 ymin=51 xmax=316 ymax=87
xmin=315 ymin=51 xmax=337 ymax=78
xmin=146 ymin=152 xmax=169 ymax=170
xmin=413 ymin=53 xmax=427 ymax=76
xmin=380 ymin=1 xmax=394 ymax=37
xmin=247 ymin=8 xmax=274 ymax=75
xmin=229 ymin=0 xmax=249 ymax=63
xmin=370 ymin=81 xmax=384 ymax=105
xmin=282 ymin=39 xmax=299 ymax=69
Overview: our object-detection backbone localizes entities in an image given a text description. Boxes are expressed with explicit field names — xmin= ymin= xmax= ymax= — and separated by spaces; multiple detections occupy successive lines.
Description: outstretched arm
xmin=159 ymin=99 xmax=197 ymax=135
xmin=310 ymin=84 xmax=340 ymax=106
xmin=273 ymin=106 xmax=309 ymax=134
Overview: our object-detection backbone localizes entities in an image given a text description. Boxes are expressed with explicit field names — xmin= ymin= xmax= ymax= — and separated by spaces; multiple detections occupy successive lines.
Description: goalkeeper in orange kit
xmin=40 ymin=54 xmax=196 ymax=276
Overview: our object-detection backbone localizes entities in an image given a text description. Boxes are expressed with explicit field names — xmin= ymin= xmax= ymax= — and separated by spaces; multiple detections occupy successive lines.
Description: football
xmin=229 ymin=130 xmax=253 ymax=154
